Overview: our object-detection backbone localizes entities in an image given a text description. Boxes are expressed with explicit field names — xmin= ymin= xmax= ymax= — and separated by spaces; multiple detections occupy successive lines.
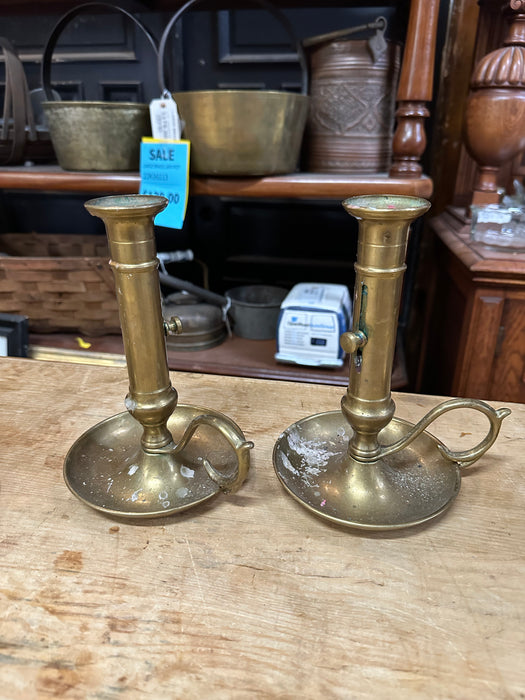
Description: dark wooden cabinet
xmin=421 ymin=208 xmax=525 ymax=403
xmin=412 ymin=0 xmax=525 ymax=400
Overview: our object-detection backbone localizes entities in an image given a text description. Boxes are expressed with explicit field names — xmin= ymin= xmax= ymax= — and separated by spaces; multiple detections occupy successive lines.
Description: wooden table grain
xmin=1 ymin=357 xmax=524 ymax=699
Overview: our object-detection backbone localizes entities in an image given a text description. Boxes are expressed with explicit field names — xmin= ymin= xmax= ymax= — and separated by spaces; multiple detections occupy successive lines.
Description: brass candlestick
xmin=273 ymin=195 xmax=510 ymax=530
xmin=64 ymin=195 xmax=252 ymax=517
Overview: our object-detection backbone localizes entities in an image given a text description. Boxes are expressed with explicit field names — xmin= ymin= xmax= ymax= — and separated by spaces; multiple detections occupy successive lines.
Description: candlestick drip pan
xmin=274 ymin=411 xmax=461 ymax=530
xmin=65 ymin=404 xmax=248 ymax=518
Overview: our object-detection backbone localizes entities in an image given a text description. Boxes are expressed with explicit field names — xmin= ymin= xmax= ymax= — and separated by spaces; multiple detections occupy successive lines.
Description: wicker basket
xmin=0 ymin=233 xmax=120 ymax=335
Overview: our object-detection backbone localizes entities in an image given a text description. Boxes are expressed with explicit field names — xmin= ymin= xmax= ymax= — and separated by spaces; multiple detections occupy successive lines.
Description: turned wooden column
xmin=389 ymin=0 xmax=440 ymax=178
xmin=463 ymin=0 xmax=525 ymax=206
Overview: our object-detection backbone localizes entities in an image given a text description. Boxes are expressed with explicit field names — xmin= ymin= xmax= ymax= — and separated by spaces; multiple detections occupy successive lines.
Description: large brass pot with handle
xmin=158 ymin=0 xmax=309 ymax=176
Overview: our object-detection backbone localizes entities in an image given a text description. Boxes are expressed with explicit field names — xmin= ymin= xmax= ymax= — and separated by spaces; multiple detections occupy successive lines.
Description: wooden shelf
xmin=0 ymin=165 xmax=433 ymax=199
xmin=28 ymin=332 xmax=408 ymax=389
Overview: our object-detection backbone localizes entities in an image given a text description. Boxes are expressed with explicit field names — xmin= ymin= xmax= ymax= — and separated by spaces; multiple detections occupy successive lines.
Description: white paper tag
xmin=149 ymin=93 xmax=181 ymax=141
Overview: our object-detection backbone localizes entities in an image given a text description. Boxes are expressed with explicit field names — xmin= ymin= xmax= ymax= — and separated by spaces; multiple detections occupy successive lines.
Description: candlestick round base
xmin=273 ymin=411 xmax=461 ymax=530
xmin=65 ymin=404 xmax=247 ymax=518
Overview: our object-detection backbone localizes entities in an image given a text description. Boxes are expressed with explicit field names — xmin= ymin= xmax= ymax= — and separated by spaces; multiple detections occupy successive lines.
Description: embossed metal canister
xmin=304 ymin=18 xmax=401 ymax=174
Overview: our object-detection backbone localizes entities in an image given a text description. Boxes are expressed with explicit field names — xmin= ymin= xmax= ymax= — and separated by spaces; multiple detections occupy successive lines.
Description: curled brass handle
xmin=367 ymin=398 xmax=511 ymax=467
xmin=152 ymin=413 xmax=253 ymax=493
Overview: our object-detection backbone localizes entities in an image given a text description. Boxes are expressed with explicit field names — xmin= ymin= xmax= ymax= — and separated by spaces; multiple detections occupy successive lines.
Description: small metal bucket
xmin=158 ymin=0 xmax=309 ymax=176
xmin=226 ymin=285 xmax=288 ymax=340
xmin=158 ymin=273 xmax=287 ymax=340
xmin=304 ymin=17 xmax=401 ymax=174
xmin=40 ymin=3 xmax=158 ymax=171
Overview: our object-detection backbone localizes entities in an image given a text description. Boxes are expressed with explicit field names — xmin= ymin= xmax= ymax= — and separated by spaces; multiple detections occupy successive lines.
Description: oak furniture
xmin=1 ymin=356 xmax=524 ymax=698
xmin=462 ymin=0 xmax=525 ymax=207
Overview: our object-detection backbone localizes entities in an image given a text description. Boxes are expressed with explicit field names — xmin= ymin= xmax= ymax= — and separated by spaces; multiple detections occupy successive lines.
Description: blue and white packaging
xmin=275 ymin=283 xmax=352 ymax=368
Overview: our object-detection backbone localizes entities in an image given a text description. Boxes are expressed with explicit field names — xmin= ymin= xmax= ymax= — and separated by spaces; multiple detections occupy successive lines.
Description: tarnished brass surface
xmin=173 ymin=90 xmax=309 ymax=176
xmin=163 ymin=293 xmax=227 ymax=351
xmin=65 ymin=194 xmax=252 ymax=517
xmin=340 ymin=194 xmax=431 ymax=461
xmin=273 ymin=194 xmax=510 ymax=530
xmin=64 ymin=404 xmax=249 ymax=518
xmin=273 ymin=411 xmax=461 ymax=530
xmin=42 ymin=102 xmax=150 ymax=171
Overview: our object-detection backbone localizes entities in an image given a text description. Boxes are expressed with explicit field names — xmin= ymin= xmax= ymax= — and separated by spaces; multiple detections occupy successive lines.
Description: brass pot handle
xmin=372 ymin=398 xmax=511 ymax=468
xmin=170 ymin=413 xmax=253 ymax=493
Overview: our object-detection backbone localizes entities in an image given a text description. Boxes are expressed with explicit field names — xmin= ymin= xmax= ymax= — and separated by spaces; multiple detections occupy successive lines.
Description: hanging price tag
xmin=149 ymin=92 xmax=182 ymax=141
xmin=139 ymin=138 xmax=190 ymax=229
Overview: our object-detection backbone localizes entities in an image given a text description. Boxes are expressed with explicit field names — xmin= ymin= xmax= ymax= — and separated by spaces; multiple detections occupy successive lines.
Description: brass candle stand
xmin=273 ymin=195 xmax=510 ymax=530
xmin=64 ymin=195 xmax=252 ymax=518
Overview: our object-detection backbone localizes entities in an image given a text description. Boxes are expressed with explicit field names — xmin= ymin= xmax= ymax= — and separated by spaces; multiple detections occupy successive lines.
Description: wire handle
xmin=158 ymin=0 xmax=309 ymax=96
xmin=41 ymin=2 xmax=159 ymax=101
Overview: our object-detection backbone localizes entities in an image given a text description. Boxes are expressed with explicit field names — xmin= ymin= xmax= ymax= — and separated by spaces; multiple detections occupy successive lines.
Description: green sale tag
xmin=139 ymin=138 xmax=190 ymax=229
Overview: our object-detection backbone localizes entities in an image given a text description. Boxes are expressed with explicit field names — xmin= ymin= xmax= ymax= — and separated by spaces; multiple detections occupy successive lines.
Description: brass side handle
xmin=151 ymin=413 xmax=253 ymax=493
xmin=368 ymin=398 xmax=511 ymax=467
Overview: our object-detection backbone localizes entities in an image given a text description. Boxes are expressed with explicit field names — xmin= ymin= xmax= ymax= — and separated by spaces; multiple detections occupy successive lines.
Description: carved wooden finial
xmin=463 ymin=3 xmax=525 ymax=206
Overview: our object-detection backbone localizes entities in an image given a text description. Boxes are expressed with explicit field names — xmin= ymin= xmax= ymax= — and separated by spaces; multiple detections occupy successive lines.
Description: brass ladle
xmin=273 ymin=195 xmax=510 ymax=530
xmin=64 ymin=195 xmax=252 ymax=517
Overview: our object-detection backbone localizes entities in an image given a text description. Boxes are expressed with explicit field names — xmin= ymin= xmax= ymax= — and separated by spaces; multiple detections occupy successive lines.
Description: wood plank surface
xmin=0 ymin=357 xmax=524 ymax=699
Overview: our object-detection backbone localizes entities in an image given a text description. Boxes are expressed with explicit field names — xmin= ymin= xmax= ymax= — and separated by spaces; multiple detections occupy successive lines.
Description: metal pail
xmin=40 ymin=3 xmax=158 ymax=172
xmin=304 ymin=18 xmax=401 ymax=174
xmin=158 ymin=0 xmax=309 ymax=176
xmin=42 ymin=102 xmax=150 ymax=171
xmin=172 ymin=90 xmax=308 ymax=176
xmin=226 ymin=285 xmax=288 ymax=340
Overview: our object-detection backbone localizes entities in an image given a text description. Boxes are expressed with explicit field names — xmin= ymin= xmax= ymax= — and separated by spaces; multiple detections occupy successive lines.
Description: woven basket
xmin=0 ymin=233 xmax=120 ymax=335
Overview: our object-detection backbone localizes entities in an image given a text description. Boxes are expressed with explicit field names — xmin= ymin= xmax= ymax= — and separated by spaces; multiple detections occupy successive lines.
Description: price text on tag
xmin=139 ymin=138 xmax=190 ymax=229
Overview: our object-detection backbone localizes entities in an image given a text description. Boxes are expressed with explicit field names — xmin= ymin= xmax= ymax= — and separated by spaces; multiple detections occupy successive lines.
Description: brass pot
xmin=158 ymin=0 xmax=309 ymax=176
xmin=42 ymin=102 xmax=151 ymax=171
xmin=40 ymin=3 xmax=157 ymax=172
xmin=173 ymin=90 xmax=308 ymax=176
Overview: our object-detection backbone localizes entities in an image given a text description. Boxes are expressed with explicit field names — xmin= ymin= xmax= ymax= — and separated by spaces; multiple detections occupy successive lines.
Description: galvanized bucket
xmin=158 ymin=0 xmax=309 ymax=176
xmin=41 ymin=2 xmax=158 ymax=172
xmin=226 ymin=285 xmax=288 ymax=339
xmin=303 ymin=17 xmax=401 ymax=174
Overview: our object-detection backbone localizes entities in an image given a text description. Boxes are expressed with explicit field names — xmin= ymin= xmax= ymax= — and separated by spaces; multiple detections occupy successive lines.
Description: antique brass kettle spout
xmin=64 ymin=195 xmax=252 ymax=518
xmin=273 ymin=195 xmax=510 ymax=530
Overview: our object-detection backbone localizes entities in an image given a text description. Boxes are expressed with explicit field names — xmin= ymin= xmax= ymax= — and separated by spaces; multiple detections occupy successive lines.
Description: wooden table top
xmin=1 ymin=357 xmax=524 ymax=699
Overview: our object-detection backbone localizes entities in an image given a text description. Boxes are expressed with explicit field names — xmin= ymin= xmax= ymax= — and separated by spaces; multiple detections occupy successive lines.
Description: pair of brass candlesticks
xmin=64 ymin=194 xmax=510 ymax=529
